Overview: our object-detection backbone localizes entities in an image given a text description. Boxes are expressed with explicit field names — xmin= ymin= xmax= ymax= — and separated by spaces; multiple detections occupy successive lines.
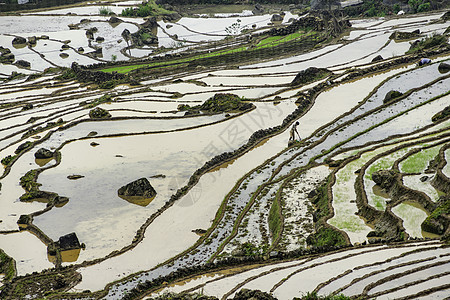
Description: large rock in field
xmin=12 ymin=36 xmax=27 ymax=46
xmin=58 ymin=232 xmax=81 ymax=250
xmin=252 ymin=3 xmax=265 ymax=15
xmin=271 ymin=14 xmax=283 ymax=22
xmin=291 ymin=67 xmax=331 ymax=86
xmin=372 ymin=169 xmax=397 ymax=190
xmin=438 ymin=62 xmax=450 ymax=73
xmin=371 ymin=55 xmax=383 ymax=62
xmin=118 ymin=178 xmax=157 ymax=198
xmin=108 ymin=16 xmax=123 ymax=24
xmin=34 ymin=148 xmax=53 ymax=159
xmin=383 ymin=90 xmax=403 ymax=104
xmin=14 ymin=60 xmax=31 ymax=69
xmin=163 ymin=12 xmax=181 ymax=22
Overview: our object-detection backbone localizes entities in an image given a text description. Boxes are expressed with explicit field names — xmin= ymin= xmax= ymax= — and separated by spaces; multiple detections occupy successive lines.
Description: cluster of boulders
xmin=21 ymin=118 xmax=64 ymax=138
xmin=12 ymin=35 xmax=44 ymax=48
xmin=85 ymin=27 xmax=98 ymax=40
xmin=131 ymin=28 xmax=159 ymax=46
xmin=118 ymin=17 xmax=159 ymax=47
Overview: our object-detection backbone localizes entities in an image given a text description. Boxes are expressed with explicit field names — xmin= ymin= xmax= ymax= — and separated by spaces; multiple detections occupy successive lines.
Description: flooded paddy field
xmin=0 ymin=1 xmax=449 ymax=299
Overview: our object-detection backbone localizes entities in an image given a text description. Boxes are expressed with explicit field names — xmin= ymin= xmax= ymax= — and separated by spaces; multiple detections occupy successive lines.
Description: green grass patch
xmin=101 ymin=31 xmax=317 ymax=74
xmin=400 ymin=146 xmax=440 ymax=173
xmin=306 ymin=225 xmax=347 ymax=248
xmin=257 ymin=31 xmax=306 ymax=49
xmin=312 ymin=178 xmax=331 ymax=220
xmin=331 ymin=216 xmax=369 ymax=232
xmin=268 ymin=198 xmax=282 ymax=242
xmin=0 ymin=249 xmax=15 ymax=282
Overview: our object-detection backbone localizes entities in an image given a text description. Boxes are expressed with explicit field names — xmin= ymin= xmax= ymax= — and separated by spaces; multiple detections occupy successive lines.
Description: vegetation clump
xmin=1 ymin=155 xmax=16 ymax=166
xmin=98 ymin=78 xmax=127 ymax=89
xmin=383 ymin=90 xmax=403 ymax=104
xmin=84 ymin=94 xmax=113 ymax=108
xmin=408 ymin=0 xmax=432 ymax=13
xmin=180 ymin=93 xmax=253 ymax=114
xmin=431 ymin=105 xmax=450 ymax=122
xmin=421 ymin=196 xmax=449 ymax=237
xmin=89 ymin=107 xmax=112 ymax=119
xmin=234 ymin=242 xmax=267 ymax=257
xmin=291 ymin=67 xmax=331 ymax=87
xmin=295 ymin=292 xmax=353 ymax=300
xmin=98 ymin=6 xmax=114 ymax=16
xmin=407 ymin=34 xmax=448 ymax=53
xmin=14 ymin=141 xmax=33 ymax=154
xmin=0 ymin=249 xmax=16 ymax=283
xmin=56 ymin=68 xmax=76 ymax=81
xmin=306 ymin=225 xmax=347 ymax=247
xmin=121 ymin=0 xmax=172 ymax=17
xmin=0 ymin=269 xmax=82 ymax=299
xmin=0 ymin=46 xmax=14 ymax=64
xmin=19 ymin=170 xmax=41 ymax=194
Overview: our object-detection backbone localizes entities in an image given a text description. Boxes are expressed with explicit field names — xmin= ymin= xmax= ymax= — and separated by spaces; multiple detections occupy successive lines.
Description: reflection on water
xmin=118 ymin=195 xmax=155 ymax=207
xmin=372 ymin=184 xmax=390 ymax=199
xmin=48 ymin=248 xmax=81 ymax=264
xmin=35 ymin=157 xmax=54 ymax=167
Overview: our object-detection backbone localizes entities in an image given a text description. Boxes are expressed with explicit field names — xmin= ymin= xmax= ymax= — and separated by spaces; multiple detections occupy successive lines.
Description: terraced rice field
xmin=0 ymin=2 xmax=449 ymax=299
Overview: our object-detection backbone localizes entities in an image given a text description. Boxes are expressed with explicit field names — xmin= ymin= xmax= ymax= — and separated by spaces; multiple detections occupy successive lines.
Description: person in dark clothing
xmin=289 ymin=121 xmax=301 ymax=142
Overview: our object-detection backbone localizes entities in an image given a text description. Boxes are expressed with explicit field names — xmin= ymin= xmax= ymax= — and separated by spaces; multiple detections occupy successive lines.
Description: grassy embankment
xmin=100 ymin=29 xmax=315 ymax=74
